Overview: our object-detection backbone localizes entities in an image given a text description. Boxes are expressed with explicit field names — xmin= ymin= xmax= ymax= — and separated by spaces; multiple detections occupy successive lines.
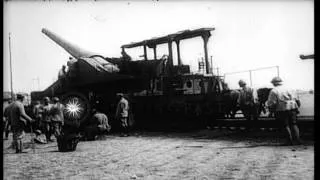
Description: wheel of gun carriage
xmin=62 ymin=92 xmax=91 ymax=125
xmin=57 ymin=92 xmax=90 ymax=151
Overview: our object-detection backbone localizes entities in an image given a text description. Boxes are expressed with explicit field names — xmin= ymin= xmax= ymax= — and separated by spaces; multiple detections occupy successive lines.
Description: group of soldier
xmin=3 ymin=92 xmax=131 ymax=153
xmin=3 ymin=95 xmax=65 ymax=153
xmin=32 ymin=97 xmax=65 ymax=143
xmin=3 ymin=75 xmax=302 ymax=153
xmin=237 ymin=76 xmax=302 ymax=145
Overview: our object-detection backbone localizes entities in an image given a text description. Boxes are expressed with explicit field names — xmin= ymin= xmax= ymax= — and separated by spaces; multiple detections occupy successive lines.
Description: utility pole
xmin=249 ymin=70 xmax=252 ymax=87
xmin=37 ymin=77 xmax=40 ymax=90
xmin=9 ymin=33 xmax=14 ymax=101
xmin=32 ymin=77 xmax=40 ymax=91
xmin=210 ymin=56 xmax=213 ymax=75
xmin=33 ymin=77 xmax=40 ymax=91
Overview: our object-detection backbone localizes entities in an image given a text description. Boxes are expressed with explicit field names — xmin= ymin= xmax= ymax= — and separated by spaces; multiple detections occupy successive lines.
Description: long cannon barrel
xmin=42 ymin=28 xmax=97 ymax=59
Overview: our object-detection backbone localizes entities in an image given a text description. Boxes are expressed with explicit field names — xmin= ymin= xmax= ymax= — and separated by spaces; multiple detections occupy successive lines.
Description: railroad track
xmin=216 ymin=116 xmax=314 ymax=121
xmin=137 ymin=116 xmax=314 ymax=132
xmin=211 ymin=116 xmax=314 ymax=129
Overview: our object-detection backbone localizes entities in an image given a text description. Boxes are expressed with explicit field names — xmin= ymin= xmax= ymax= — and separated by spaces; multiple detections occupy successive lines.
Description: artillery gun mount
xmin=31 ymin=28 xmax=228 ymax=130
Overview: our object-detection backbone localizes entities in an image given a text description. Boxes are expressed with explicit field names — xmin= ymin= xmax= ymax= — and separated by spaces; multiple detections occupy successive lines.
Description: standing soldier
xmin=115 ymin=93 xmax=129 ymax=136
xmin=237 ymin=79 xmax=259 ymax=121
xmin=8 ymin=94 xmax=34 ymax=153
xmin=266 ymin=77 xmax=301 ymax=145
xmin=41 ymin=97 xmax=53 ymax=143
xmin=32 ymin=101 xmax=43 ymax=133
xmin=50 ymin=97 xmax=65 ymax=138
xmin=121 ymin=48 xmax=132 ymax=61
xmin=58 ymin=65 xmax=67 ymax=79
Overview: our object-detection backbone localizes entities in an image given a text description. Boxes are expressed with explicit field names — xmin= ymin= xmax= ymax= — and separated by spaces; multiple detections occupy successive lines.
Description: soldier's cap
xmin=271 ymin=77 xmax=282 ymax=84
xmin=35 ymin=130 xmax=42 ymax=135
xmin=116 ymin=93 xmax=124 ymax=97
xmin=43 ymin=97 xmax=50 ymax=101
xmin=238 ymin=79 xmax=247 ymax=86
xmin=16 ymin=94 xmax=24 ymax=100
xmin=53 ymin=97 xmax=59 ymax=102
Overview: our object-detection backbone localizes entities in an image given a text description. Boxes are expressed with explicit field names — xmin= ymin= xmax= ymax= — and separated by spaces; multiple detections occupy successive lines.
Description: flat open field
xmin=3 ymin=129 xmax=314 ymax=180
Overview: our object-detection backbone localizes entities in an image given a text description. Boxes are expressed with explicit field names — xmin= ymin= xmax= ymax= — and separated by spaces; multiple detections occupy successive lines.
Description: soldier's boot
xmin=15 ymin=140 xmax=23 ymax=153
xmin=284 ymin=126 xmax=294 ymax=145
xmin=125 ymin=127 xmax=130 ymax=136
xmin=5 ymin=130 xmax=10 ymax=140
xmin=3 ymin=123 xmax=8 ymax=139
xmin=19 ymin=140 xmax=24 ymax=153
xmin=14 ymin=140 xmax=19 ymax=153
xmin=45 ymin=134 xmax=50 ymax=142
xmin=46 ymin=133 xmax=53 ymax=142
xmin=11 ymin=141 xmax=16 ymax=149
xmin=292 ymin=125 xmax=302 ymax=145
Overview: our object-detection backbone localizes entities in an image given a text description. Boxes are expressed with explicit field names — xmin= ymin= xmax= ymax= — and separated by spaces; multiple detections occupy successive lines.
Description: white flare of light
xmin=65 ymin=98 xmax=83 ymax=119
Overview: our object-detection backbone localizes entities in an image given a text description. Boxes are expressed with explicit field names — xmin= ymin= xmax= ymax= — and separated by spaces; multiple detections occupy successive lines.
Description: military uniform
xmin=267 ymin=86 xmax=300 ymax=126
xmin=41 ymin=101 xmax=53 ymax=142
xmin=58 ymin=66 xmax=67 ymax=79
xmin=32 ymin=103 xmax=43 ymax=133
xmin=237 ymin=80 xmax=259 ymax=121
xmin=50 ymin=101 xmax=65 ymax=137
xmin=3 ymin=102 xmax=12 ymax=139
xmin=266 ymin=77 xmax=301 ymax=145
xmin=84 ymin=112 xmax=111 ymax=140
xmin=67 ymin=57 xmax=77 ymax=78
xmin=116 ymin=94 xmax=129 ymax=135
xmin=9 ymin=97 xmax=33 ymax=153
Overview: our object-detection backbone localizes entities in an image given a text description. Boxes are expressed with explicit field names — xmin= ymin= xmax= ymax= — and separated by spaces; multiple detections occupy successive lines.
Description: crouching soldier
xmin=51 ymin=97 xmax=65 ymax=138
xmin=84 ymin=108 xmax=111 ymax=140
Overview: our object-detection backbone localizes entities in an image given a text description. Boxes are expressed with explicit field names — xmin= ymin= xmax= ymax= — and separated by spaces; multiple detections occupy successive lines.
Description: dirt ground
xmin=3 ymin=129 xmax=314 ymax=180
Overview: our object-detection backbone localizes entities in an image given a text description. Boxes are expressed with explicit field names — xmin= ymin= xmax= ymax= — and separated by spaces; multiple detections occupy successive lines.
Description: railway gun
xmin=31 ymin=28 xmax=314 ymax=131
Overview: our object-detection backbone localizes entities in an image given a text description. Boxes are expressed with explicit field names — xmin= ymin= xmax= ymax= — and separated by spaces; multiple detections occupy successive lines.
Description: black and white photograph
xmin=3 ymin=0 xmax=314 ymax=179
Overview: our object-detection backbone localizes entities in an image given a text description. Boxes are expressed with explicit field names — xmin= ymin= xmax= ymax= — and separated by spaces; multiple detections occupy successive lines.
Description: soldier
xmin=50 ymin=97 xmax=65 ymax=138
xmin=237 ymin=79 xmax=259 ymax=121
xmin=266 ymin=77 xmax=301 ymax=145
xmin=8 ymin=94 xmax=34 ymax=153
xmin=115 ymin=93 xmax=130 ymax=136
xmin=121 ymin=48 xmax=132 ymax=61
xmin=58 ymin=65 xmax=67 ymax=79
xmin=41 ymin=97 xmax=53 ymax=142
xmin=32 ymin=101 xmax=43 ymax=132
xmin=3 ymin=99 xmax=13 ymax=140
xmin=67 ymin=57 xmax=77 ymax=77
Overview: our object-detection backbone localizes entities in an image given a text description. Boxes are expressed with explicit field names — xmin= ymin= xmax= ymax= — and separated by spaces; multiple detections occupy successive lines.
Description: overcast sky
xmin=3 ymin=0 xmax=314 ymax=93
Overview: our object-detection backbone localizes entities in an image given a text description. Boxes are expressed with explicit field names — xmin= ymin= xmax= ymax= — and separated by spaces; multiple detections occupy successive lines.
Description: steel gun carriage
xmin=31 ymin=28 xmax=232 ymax=130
